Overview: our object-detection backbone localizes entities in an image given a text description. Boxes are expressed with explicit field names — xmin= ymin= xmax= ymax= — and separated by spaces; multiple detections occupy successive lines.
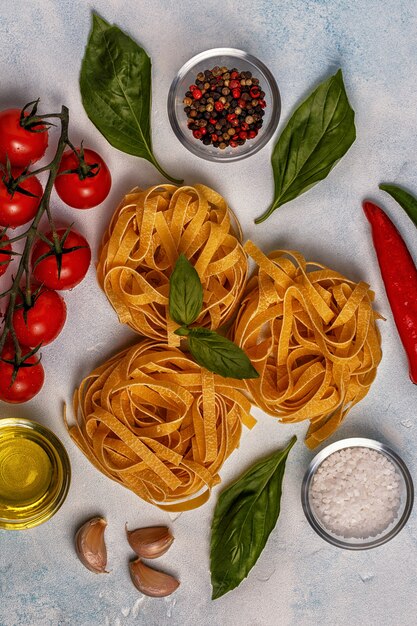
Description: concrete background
xmin=1 ymin=1 xmax=417 ymax=624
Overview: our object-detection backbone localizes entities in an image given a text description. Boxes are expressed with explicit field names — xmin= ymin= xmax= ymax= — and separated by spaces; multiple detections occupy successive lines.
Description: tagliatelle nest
xmin=67 ymin=340 xmax=255 ymax=511
xmin=231 ymin=241 xmax=383 ymax=449
xmin=97 ymin=184 xmax=248 ymax=345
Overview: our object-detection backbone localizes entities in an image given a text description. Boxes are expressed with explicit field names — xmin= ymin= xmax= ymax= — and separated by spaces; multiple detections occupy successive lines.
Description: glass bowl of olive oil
xmin=0 ymin=418 xmax=71 ymax=530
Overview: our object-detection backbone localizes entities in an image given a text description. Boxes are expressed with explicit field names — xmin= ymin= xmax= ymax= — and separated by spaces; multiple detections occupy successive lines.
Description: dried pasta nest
xmin=97 ymin=184 xmax=248 ymax=344
xmin=67 ymin=340 xmax=255 ymax=511
xmin=231 ymin=241 xmax=383 ymax=449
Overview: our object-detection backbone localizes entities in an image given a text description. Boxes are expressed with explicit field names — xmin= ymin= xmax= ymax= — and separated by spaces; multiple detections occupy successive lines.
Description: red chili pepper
xmin=363 ymin=200 xmax=417 ymax=384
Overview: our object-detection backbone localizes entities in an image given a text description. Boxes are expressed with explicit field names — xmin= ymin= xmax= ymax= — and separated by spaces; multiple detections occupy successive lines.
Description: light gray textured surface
xmin=1 ymin=1 xmax=417 ymax=625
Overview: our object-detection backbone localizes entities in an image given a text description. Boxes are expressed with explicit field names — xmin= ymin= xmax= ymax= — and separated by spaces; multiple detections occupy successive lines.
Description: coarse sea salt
xmin=310 ymin=447 xmax=402 ymax=539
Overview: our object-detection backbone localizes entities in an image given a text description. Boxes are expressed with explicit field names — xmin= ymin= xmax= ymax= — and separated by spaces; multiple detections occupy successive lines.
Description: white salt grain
xmin=310 ymin=447 xmax=402 ymax=539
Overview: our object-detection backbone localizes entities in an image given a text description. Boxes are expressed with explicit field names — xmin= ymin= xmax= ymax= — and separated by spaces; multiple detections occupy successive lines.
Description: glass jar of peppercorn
xmin=168 ymin=49 xmax=280 ymax=162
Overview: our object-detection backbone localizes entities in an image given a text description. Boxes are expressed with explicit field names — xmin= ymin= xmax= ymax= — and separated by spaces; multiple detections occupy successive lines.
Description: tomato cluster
xmin=0 ymin=105 xmax=112 ymax=403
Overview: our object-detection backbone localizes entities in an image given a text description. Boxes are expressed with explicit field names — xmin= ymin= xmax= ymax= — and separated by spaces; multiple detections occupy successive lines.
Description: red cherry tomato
xmin=13 ymin=288 xmax=67 ymax=347
xmin=0 ymin=109 xmax=48 ymax=168
xmin=0 ymin=171 xmax=42 ymax=228
xmin=54 ymin=148 xmax=111 ymax=209
xmin=0 ymin=343 xmax=44 ymax=403
xmin=0 ymin=234 xmax=12 ymax=277
xmin=31 ymin=228 xmax=91 ymax=290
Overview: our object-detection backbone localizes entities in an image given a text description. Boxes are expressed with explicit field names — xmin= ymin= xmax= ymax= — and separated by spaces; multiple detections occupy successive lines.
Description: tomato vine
xmin=0 ymin=103 xmax=95 ymax=396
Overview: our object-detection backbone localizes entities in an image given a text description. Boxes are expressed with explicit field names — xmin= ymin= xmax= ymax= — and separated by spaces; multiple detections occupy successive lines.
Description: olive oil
xmin=0 ymin=419 xmax=71 ymax=530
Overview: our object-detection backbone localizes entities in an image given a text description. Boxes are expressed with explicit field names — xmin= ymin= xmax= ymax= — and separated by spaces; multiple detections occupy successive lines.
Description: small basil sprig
xmin=379 ymin=183 xmax=417 ymax=228
xmin=80 ymin=14 xmax=182 ymax=184
xmin=210 ymin=436 xmax=297 ymax=599
xmin=170 ymin=255 xmax=258 ymax=380
xmin=169 ymin=254 xmax=203 ymax=326
xmin=255 ymin=69 xmax=356 ymax=223
xmin=188 ymin=328 xmax=259 ymax=380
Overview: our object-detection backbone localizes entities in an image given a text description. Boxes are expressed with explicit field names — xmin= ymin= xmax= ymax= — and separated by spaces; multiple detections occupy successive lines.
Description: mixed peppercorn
xmin=183 ymin=66 xmax=266 ymax=149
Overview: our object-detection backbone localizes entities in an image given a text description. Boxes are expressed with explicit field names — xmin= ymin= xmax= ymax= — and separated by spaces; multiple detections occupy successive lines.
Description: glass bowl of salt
xmin=301 ymin=438 xmax=414 ymax=549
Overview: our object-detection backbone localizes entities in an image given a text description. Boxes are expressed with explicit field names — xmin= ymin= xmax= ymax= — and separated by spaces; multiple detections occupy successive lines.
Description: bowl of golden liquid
xmin=0 ymin=418 xmax=71 ymax=530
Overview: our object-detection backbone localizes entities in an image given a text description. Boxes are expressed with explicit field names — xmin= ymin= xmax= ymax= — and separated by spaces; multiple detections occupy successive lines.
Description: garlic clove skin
xmin=125 ymin=525 xmax=174 ymax=559
xmin=75 ymin=517 xmax=108 ymax=574
xmin=129 ymin=558 xmax=180 ymax=597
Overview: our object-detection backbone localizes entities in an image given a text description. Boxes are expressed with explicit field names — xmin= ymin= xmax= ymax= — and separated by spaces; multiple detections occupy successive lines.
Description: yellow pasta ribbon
xmin=67 ymin=340 xmax=255 ymax=511
xmin=97 ymin=184 xmax=248 ymax=345
xmin=232 ymin=241 xmax=382 ymax=449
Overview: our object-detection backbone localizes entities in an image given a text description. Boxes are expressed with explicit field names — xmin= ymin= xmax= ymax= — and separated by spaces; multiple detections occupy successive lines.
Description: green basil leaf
xmin=255 ymin=69 xmax=356 ymax=223
xmin=169 ymin=254 xmax=203 ymax=326
xmin=210 ymin=436 xmax=297 ymax=599
xmin=379 ymin=183 xmax=417 ymax=228
xmin=174 ymin=325 xmax=190 ymax=337
xmin=80 ymin=14 xmax=182 ymax=184
xmin=188 ymin=328 xmax=259 ymax=379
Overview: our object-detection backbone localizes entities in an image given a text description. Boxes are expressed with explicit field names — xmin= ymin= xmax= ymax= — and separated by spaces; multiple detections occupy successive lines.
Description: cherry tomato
xmin=0 ymin=234 xmax=12 ymax=277
xmin=0 ymin=171 xmax=42 ymax=228
xmin=13 ymin=287 xmax=67 ymax=347
xmin=0 ymin=342 xmax=44 ymax=403
xmin=31 ymin=228 xmax=91 ymax=290
xmin=0 ymin=109 xmax=48 ymax=168
xmin=54 ymin=148 xmax=111 ymax=209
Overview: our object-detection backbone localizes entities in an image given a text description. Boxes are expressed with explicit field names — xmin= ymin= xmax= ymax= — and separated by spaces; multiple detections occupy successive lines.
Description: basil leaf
xmin=188 ymin=328 xmax=259 ymax=379
xmin=210 ymin=436 xmax=297 ymax=599
xmin=169 ymin=254 xmax=203 ymax=326
xmin=80 ymin=14 xmax=182 ymax=184
xmin=255 ymin=69 xmax=356 ymax=223
xmin=379 ymin=183 xmax=417 ymax=228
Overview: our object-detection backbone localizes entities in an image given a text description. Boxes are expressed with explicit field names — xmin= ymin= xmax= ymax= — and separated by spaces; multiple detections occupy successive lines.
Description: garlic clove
xmin=125 ymin=525 xmax=174 ymax=559
xmin=129 ymin=558 xmax=180 ymax=597
xmin=75 ymin=516 xmax=108 ymax=574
